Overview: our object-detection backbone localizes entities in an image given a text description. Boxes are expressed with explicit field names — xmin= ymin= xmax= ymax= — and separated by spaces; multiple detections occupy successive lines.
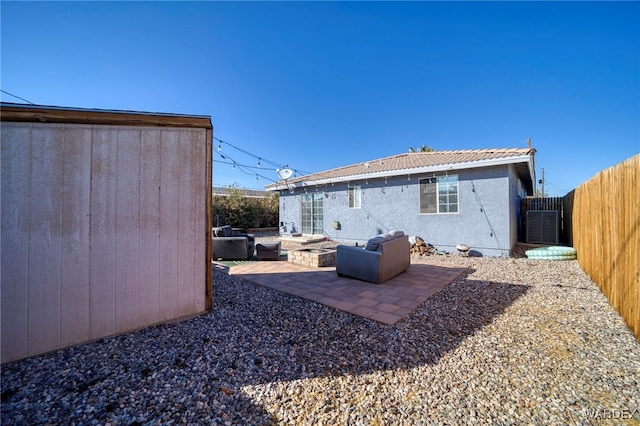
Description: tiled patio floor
xmin=216 ymin=259 xmax=467 ymax=325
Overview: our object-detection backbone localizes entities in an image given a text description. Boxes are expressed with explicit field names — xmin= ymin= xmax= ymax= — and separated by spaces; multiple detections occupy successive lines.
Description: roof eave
xmin=0 ymin=102 xmax=212 ymax=129
xmin=526 ymin=155 xmax=536 ymax=195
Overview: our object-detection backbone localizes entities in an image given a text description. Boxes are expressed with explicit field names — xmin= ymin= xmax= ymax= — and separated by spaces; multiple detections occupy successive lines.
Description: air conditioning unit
xmin=526 ymin=210 xmax=559 ymax=245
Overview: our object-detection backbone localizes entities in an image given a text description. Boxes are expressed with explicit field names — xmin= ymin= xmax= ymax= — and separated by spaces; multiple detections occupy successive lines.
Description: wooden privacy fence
xmin=572 ymin=154 xmax=639 ymax=341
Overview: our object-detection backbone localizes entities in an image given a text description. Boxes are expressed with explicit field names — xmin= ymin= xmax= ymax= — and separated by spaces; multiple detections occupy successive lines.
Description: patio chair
xmin=336 ymin=231 xmax=410 ymax=284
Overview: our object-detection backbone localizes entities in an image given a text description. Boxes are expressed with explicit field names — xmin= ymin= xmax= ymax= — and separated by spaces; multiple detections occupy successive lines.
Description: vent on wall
xmin=526 ymin=210 xmax=559 ymax=244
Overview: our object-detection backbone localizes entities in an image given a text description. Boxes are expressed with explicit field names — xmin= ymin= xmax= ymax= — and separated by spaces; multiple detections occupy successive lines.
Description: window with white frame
xmin=420 ymin=175 xmax=458 ymax=213
xmin=348 ymin=185 xmax=362 ymax=208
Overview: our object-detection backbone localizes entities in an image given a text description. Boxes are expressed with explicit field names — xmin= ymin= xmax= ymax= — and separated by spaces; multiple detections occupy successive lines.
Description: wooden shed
xmin=1 ymin=103 xmax=213 ymax=363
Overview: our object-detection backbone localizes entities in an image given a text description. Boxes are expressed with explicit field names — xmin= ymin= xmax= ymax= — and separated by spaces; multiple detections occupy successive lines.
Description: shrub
xmin=212 ymin=189 xmax=279 ymax=229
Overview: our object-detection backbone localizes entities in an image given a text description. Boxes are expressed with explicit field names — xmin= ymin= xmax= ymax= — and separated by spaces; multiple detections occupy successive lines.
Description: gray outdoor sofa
xmin=336 ymin=230 xmax=410 ymax=284
xmin=212 ymin=225 xmax=255 ymax=260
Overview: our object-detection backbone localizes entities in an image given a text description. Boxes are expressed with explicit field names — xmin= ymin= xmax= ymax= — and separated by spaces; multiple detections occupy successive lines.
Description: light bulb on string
xmin=257 ymin=158 xmax=261 ymax=167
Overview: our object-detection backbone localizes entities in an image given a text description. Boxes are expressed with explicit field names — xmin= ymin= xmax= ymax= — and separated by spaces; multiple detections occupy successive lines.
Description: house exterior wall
xmin=1 ymin=121 xmax=211 ymax=363
xmin=279 ymin=191 xmax=303 ymax=234
xmin=278 ymin=165 xmax=519 ymax=257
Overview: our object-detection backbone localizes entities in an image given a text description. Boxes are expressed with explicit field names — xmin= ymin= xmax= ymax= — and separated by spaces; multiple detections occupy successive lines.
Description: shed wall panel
xmin=27 ymin=125 xmax=63 ymax=355
xmin=89 ymin=127 xmax=118 ymax=339
xmin=1 ymin=124 xmax=31 ymax=361
xmin=177 ymin=130 xmax=199 ymax=315
xmin=115 ymin=128 xmax=141 ymax=332
xmin=138 ymin=129 xmax=162 ymax=326
xmin=159 ymin=130 xmax=180 ymax=321
xmin=1 ymin=121 xmax=210 ymax=363
xmin=59 ymin=126 xmax=91 ymax=347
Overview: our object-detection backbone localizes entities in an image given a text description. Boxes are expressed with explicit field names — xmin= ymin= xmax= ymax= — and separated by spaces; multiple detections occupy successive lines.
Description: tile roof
xmin=266 ymin=148 xmax=536 ymax=189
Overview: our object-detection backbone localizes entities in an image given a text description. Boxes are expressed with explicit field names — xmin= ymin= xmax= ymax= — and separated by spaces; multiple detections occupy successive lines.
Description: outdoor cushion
xmin=365 ymin=230 xmax=405 ymax=251
xmin=213 ymin=225 xmax=233 ymax=237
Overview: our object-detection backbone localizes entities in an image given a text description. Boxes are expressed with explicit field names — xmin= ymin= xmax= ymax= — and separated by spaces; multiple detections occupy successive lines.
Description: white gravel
xmin=2 ymin=253 xmax=639 ymax=425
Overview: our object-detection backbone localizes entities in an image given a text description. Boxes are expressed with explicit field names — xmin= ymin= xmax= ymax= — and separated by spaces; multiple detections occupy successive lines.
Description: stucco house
xmin=266 ymin=148 xmax=536 ymax=257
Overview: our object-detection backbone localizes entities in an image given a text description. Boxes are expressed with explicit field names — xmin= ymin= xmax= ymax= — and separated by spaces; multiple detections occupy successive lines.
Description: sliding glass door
xmin=301 ymin=193 xmax=323 ymax=235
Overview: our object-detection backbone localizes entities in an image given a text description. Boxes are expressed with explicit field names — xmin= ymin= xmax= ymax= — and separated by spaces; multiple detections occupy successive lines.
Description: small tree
xmin=409 ymin=144 xmax=434 ymax=153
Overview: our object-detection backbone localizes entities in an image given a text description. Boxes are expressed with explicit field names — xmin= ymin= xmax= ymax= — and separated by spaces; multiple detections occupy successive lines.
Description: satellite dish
xmin=277 ymin=168 xmax=293 ymax=180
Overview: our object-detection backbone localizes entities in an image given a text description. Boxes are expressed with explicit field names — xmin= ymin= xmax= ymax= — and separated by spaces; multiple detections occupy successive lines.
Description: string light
xmin=0 ymin=89 xmax=35 ymax=105
xmin=214 ymin=136 xmax=311 ymax=176
xmin=212 ymin=138 xmax=313 ymax=187
xmin=213 ymin=153 xmax=278 ymax=185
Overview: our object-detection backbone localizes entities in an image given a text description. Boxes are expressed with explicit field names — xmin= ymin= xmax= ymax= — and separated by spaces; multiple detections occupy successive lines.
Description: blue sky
xmin=2 ymin=1 xmax=638 ymax=196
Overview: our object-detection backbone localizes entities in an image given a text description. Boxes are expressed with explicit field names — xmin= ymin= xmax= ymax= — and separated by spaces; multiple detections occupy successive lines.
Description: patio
xmin=214 ymin=258 xmax=467 ymax=324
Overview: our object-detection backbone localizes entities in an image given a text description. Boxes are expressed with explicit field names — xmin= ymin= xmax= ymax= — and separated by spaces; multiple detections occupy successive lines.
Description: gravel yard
xmin=2 ymin=247 xmax=639 ymax=425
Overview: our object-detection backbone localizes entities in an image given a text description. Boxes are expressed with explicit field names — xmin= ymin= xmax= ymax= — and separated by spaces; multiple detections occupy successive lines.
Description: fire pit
xmin=288 ymin=248 xmax=337 ymax=268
